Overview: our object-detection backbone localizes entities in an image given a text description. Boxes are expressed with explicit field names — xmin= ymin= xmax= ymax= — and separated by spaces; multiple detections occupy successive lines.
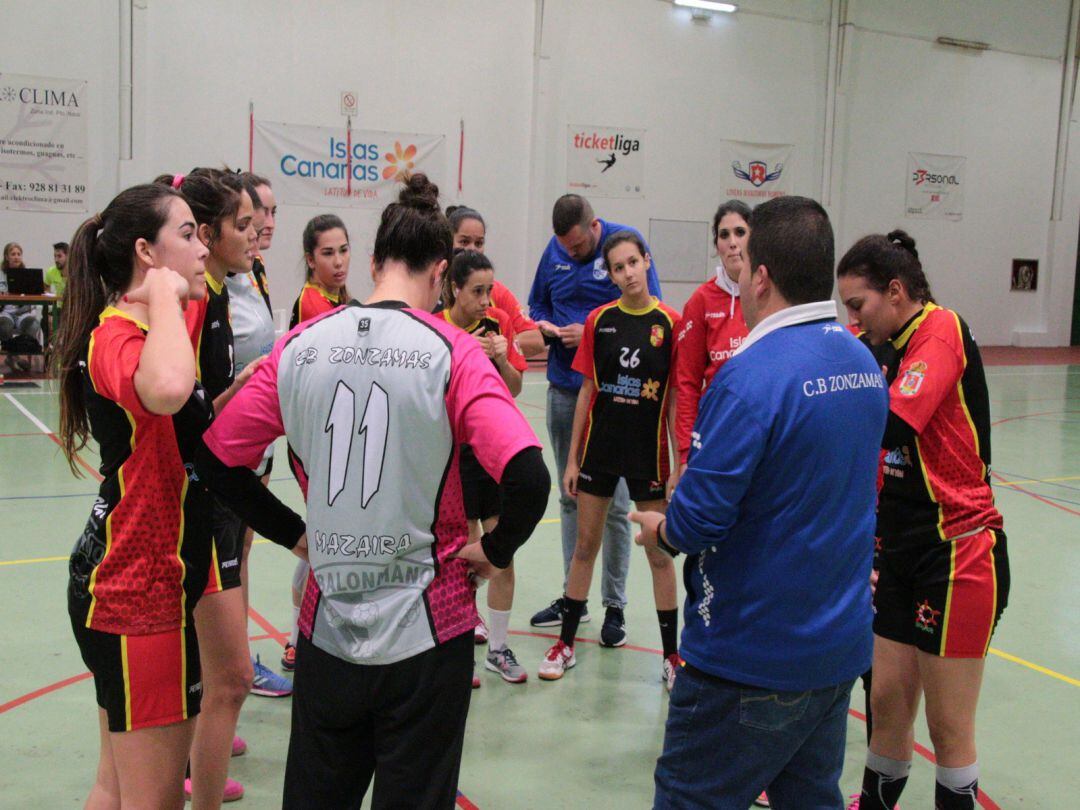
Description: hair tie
xmin=171 ymin=173 xmax=185 ymax=189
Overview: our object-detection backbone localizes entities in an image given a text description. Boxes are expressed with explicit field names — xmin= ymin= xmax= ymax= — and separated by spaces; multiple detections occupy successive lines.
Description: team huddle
xmin=54 ymin=170 xmax=1008 ymax=809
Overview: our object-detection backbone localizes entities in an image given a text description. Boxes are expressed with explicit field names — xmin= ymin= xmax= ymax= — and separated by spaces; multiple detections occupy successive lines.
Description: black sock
xmin=657 ymin=609 xmax=678 ymax=657
xmin=860 ymin=752 xmax=911 ymax=810
xmin=559 ymin=597 xmax=586 ymax=647
xmin=935 ymin=763 xmax=979 ymax=810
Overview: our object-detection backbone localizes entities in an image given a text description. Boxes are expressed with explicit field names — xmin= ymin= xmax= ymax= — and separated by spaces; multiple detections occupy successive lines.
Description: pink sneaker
xmin=232 ymin=735 xmax=247 ymax=757
xmin=845 ymin=794 xmax=899 ymax=810
xmin=753 ymin=791 xmax=770 ymax=807
xmin=184 ymin=777 xmax=245 ymax=802
xmin=474 ymin=615 xmax=489 ymax=645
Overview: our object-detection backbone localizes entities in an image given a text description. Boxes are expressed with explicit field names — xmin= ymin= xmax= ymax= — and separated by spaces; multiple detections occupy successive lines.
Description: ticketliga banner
xmin=905 ymin=152 xmax=964 ymax=221
xmin=254 ymin=120 xmax=445 ymax=208
xmin=567 ymin=124 xmax=645 ymax=199
xmin=0 ymin=73 xmax=88 ymax=212
xmin=719 ymin=140 xmax=794 ymax=205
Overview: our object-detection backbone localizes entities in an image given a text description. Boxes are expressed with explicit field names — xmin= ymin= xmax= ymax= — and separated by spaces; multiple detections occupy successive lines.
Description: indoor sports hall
xmin=3 ymin=1 xmax=1080 ymax=808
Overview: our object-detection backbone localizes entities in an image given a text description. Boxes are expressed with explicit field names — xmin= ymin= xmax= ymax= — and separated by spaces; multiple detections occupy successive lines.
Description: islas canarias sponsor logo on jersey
xmin=709 ymin=335 xmax=744 ymax=363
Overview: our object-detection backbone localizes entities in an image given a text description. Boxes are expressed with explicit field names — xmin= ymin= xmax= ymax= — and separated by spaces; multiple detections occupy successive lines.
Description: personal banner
xmin=718 ymin=140 xmax=794 ymax=206
xmin=566 ymin=124 xmax=645 ymax=198
xmin=253 ymin=120 xmax=445 ymax=208
xmin=906 ymin=152 xmax=964 ymax=221
xmin=0 ymin=73 xmax=88 ymax=212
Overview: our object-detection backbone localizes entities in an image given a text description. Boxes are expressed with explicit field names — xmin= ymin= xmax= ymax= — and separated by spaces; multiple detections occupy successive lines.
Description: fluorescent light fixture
xmin=935 ymin=36 xmax=990 ymax=51
xmin=674 ymin=0 xmax=738 ymax=13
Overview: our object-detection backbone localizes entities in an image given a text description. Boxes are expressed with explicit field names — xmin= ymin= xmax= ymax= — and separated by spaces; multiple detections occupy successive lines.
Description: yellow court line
xmin=994 ymin=474 xmax=1080 ymax=487
xmin=988 ymin=648 xmax=1080 ymax=687
xmin=0 ymin=554 xmax=68 ymax=566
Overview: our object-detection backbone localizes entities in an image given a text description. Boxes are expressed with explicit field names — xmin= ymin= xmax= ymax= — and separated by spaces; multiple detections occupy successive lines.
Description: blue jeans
xmin=546 ymin=384 xmax=630 ymax=609
xmin=654 ymin=664 xmax=854 ymax=810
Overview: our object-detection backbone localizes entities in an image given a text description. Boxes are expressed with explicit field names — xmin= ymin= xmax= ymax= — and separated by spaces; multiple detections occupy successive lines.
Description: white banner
xmin=906 ymin=152 xmax=964 ymax=221
xmin=0 ymin=73 xmax=88 ymax=212
xmin=253 ymin=120 xmax=445 ymax=208
xmin=719 ymin=140 xmax=794 ymax=205
xmin=567 ymin=124 xmax=645 ymax=199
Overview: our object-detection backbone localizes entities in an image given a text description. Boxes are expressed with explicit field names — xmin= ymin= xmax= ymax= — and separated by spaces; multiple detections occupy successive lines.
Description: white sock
xmin=488 ymin=609 xmax=511 ymax=652
xmin=289 ymin=605 xmax=300 ymax=646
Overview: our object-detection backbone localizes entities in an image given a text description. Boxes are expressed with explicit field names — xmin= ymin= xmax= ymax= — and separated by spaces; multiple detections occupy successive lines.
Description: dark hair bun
xmin=886 ymin=229 xmax=918 ymax=260
xmin=445 ymin=204 xmax=463 ymax=216
xmin=398 ymin=173 xmax=440 ymax=211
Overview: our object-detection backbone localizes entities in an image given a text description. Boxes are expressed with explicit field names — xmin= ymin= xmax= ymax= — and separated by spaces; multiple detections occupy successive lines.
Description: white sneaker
xmin=538 ymin=640 xmax=576 ymax=680
xmin=662 ymin=653 xmax=680 ymax=693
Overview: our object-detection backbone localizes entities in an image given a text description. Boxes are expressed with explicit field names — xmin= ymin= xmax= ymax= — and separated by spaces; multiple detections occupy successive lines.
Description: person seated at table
xmin=0 ymin=241 xmax=43 ymax=371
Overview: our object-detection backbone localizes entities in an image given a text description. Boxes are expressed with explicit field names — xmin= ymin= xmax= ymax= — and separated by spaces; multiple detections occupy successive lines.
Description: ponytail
xmin=836 ymin=229 xmax=934 ymax=304
xmin=55 ymin=185 xmax=180 ymax=476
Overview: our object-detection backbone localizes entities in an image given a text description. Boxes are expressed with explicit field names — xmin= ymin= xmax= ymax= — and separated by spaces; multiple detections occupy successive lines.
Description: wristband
xmin=656 ymin=518 xmax=680 ymax=558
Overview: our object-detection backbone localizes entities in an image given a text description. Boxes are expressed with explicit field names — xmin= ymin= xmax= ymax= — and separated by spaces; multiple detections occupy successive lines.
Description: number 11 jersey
xmin=203 ymin=301 xmax=540 ymax=665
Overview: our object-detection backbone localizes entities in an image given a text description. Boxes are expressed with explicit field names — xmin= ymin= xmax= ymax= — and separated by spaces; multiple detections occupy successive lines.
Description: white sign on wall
xmin=253 ymin=120 xmax=445 ymax=208
xmin=0 ymin=73 xmax=88 ymax=212
xmin=719 ymin=140 xmax=794 ymax=206
xmin=341 ymin=91 xmax=358 ymax=117
xmin=566 ymin=124 xmax=645 ymax=198
xmin=905 ymin=152 xmax=965 ymax=221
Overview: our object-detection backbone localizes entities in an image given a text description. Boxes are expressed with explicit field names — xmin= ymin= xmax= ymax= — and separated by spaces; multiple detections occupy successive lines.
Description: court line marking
xmin=993 ymin=474 xmax=1080 ymax=488
xmin=3 ymin=392 xmax=52 ymax=433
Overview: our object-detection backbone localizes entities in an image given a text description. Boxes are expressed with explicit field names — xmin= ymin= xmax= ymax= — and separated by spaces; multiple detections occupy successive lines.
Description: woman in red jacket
xmin=670 ymin=200 xmax=751 ymax=483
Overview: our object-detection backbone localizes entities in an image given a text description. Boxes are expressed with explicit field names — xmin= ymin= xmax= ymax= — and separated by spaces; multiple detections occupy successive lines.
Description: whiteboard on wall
xmin=648 ymin=219 xmax=711 ymax=284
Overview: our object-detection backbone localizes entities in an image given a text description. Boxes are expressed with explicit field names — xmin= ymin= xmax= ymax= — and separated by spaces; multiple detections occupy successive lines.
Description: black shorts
xmin=284 ymin=631 xmax=473 ymax=809
xmin=204 ymin=498 xmax=244 ymax=595
xmin=71 ymin=618 xmax=201 ymax=732
xmin=576 ymin=465 xmax=664 ymax=502
xmin=873 ymin=528 xmax=1009 ymax=658
xmin=459 ymin=446 xmax=500 ymax=521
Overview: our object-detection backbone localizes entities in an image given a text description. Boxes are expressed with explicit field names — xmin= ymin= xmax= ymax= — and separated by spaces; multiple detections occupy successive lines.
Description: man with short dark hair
xmin=528 ymin=194 xmax=661 ymax=646
xmin=44 ymin=242 xmax=68 ymax=331
xmin=632 ymin=196 xmax=888 ymax=809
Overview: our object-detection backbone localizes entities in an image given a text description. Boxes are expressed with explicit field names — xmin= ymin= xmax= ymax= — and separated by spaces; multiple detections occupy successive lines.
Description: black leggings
xmin=284 ymin=631 xmax=474 ymax=809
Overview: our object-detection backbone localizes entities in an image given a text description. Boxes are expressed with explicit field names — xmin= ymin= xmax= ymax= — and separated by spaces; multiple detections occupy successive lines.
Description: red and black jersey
xmin=289 ymin=282 xmax=340 ymax=330
xmin=438 ymin=307 xmax=527 ymax=372
xmin=671 ymin=277 xmax=748 ymax=464
xmin=190 ymin=272 xmax=235 ymax=400
xmin=877 ymin=303 xmax=1002 ymax=545
xmin=572 ymin=297 xmax=681 ymax=481
xmin=68 ymin=308 xmax=213 ymax=635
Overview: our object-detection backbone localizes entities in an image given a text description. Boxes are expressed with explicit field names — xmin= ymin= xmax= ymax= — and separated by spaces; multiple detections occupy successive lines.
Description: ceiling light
xmin=674 ymin=0 xmax=738 ymax=13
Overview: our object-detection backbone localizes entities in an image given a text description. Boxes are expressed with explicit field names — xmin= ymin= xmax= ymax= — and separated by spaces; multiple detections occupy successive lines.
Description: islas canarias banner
xmin=254 ymin=120 xmax=445 ymax=208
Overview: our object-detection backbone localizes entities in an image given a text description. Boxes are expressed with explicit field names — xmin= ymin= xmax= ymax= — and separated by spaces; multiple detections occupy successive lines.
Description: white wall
xmin=2 ymin=0 xmax=1078 ymax=344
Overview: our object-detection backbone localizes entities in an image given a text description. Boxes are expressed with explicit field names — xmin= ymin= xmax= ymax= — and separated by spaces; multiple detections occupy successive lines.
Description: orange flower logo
xmin=382 ymin=141 xmax=418 ymax=181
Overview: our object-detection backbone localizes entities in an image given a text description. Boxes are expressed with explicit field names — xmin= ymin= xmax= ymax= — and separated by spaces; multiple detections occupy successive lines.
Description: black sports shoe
xmin=600 ymin=606 xmax=627 ymax=647
xmin=529 ymin=597 xmax=591 ymax=627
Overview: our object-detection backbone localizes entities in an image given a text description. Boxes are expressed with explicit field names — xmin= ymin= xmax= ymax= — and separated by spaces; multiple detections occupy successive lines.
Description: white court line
xmin=3 ymin=392 xmax=53 ymax=435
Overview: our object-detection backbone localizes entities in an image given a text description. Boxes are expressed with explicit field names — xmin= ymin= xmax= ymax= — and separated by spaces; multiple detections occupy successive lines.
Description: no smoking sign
xmin=341 ymin=90 xmax=358 ymax=117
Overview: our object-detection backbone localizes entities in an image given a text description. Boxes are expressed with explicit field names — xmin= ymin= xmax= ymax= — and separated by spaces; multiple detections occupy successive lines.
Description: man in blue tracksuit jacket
xmin=632 ymin=196 xmax=888 ymax=810
xmin=526 ymin=194 xmax=661 ymax=642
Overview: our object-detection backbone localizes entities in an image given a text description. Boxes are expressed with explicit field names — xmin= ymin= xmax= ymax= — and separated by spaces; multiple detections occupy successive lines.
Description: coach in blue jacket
xmin=632 ymin=196 xmax=888 ymax=810
xmin=527 ymin=194 xmax=661 ymax=642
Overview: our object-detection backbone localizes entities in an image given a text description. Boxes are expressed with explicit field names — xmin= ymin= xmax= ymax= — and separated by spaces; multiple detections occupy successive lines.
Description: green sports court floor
xmin=1 ymin=355 xmax=1077 ymax=808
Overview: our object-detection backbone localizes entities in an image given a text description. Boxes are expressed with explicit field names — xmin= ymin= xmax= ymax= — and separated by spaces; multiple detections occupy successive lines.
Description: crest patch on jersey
xmin=898 ymin=361 xmax=927 ymax=397
xmin=649 ymin=324 xmax=665 ymax=347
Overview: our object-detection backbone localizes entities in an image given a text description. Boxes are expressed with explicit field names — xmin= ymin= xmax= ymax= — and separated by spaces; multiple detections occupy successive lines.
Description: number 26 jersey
xmin=572 ymin=297 xmax=681 ymax=482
